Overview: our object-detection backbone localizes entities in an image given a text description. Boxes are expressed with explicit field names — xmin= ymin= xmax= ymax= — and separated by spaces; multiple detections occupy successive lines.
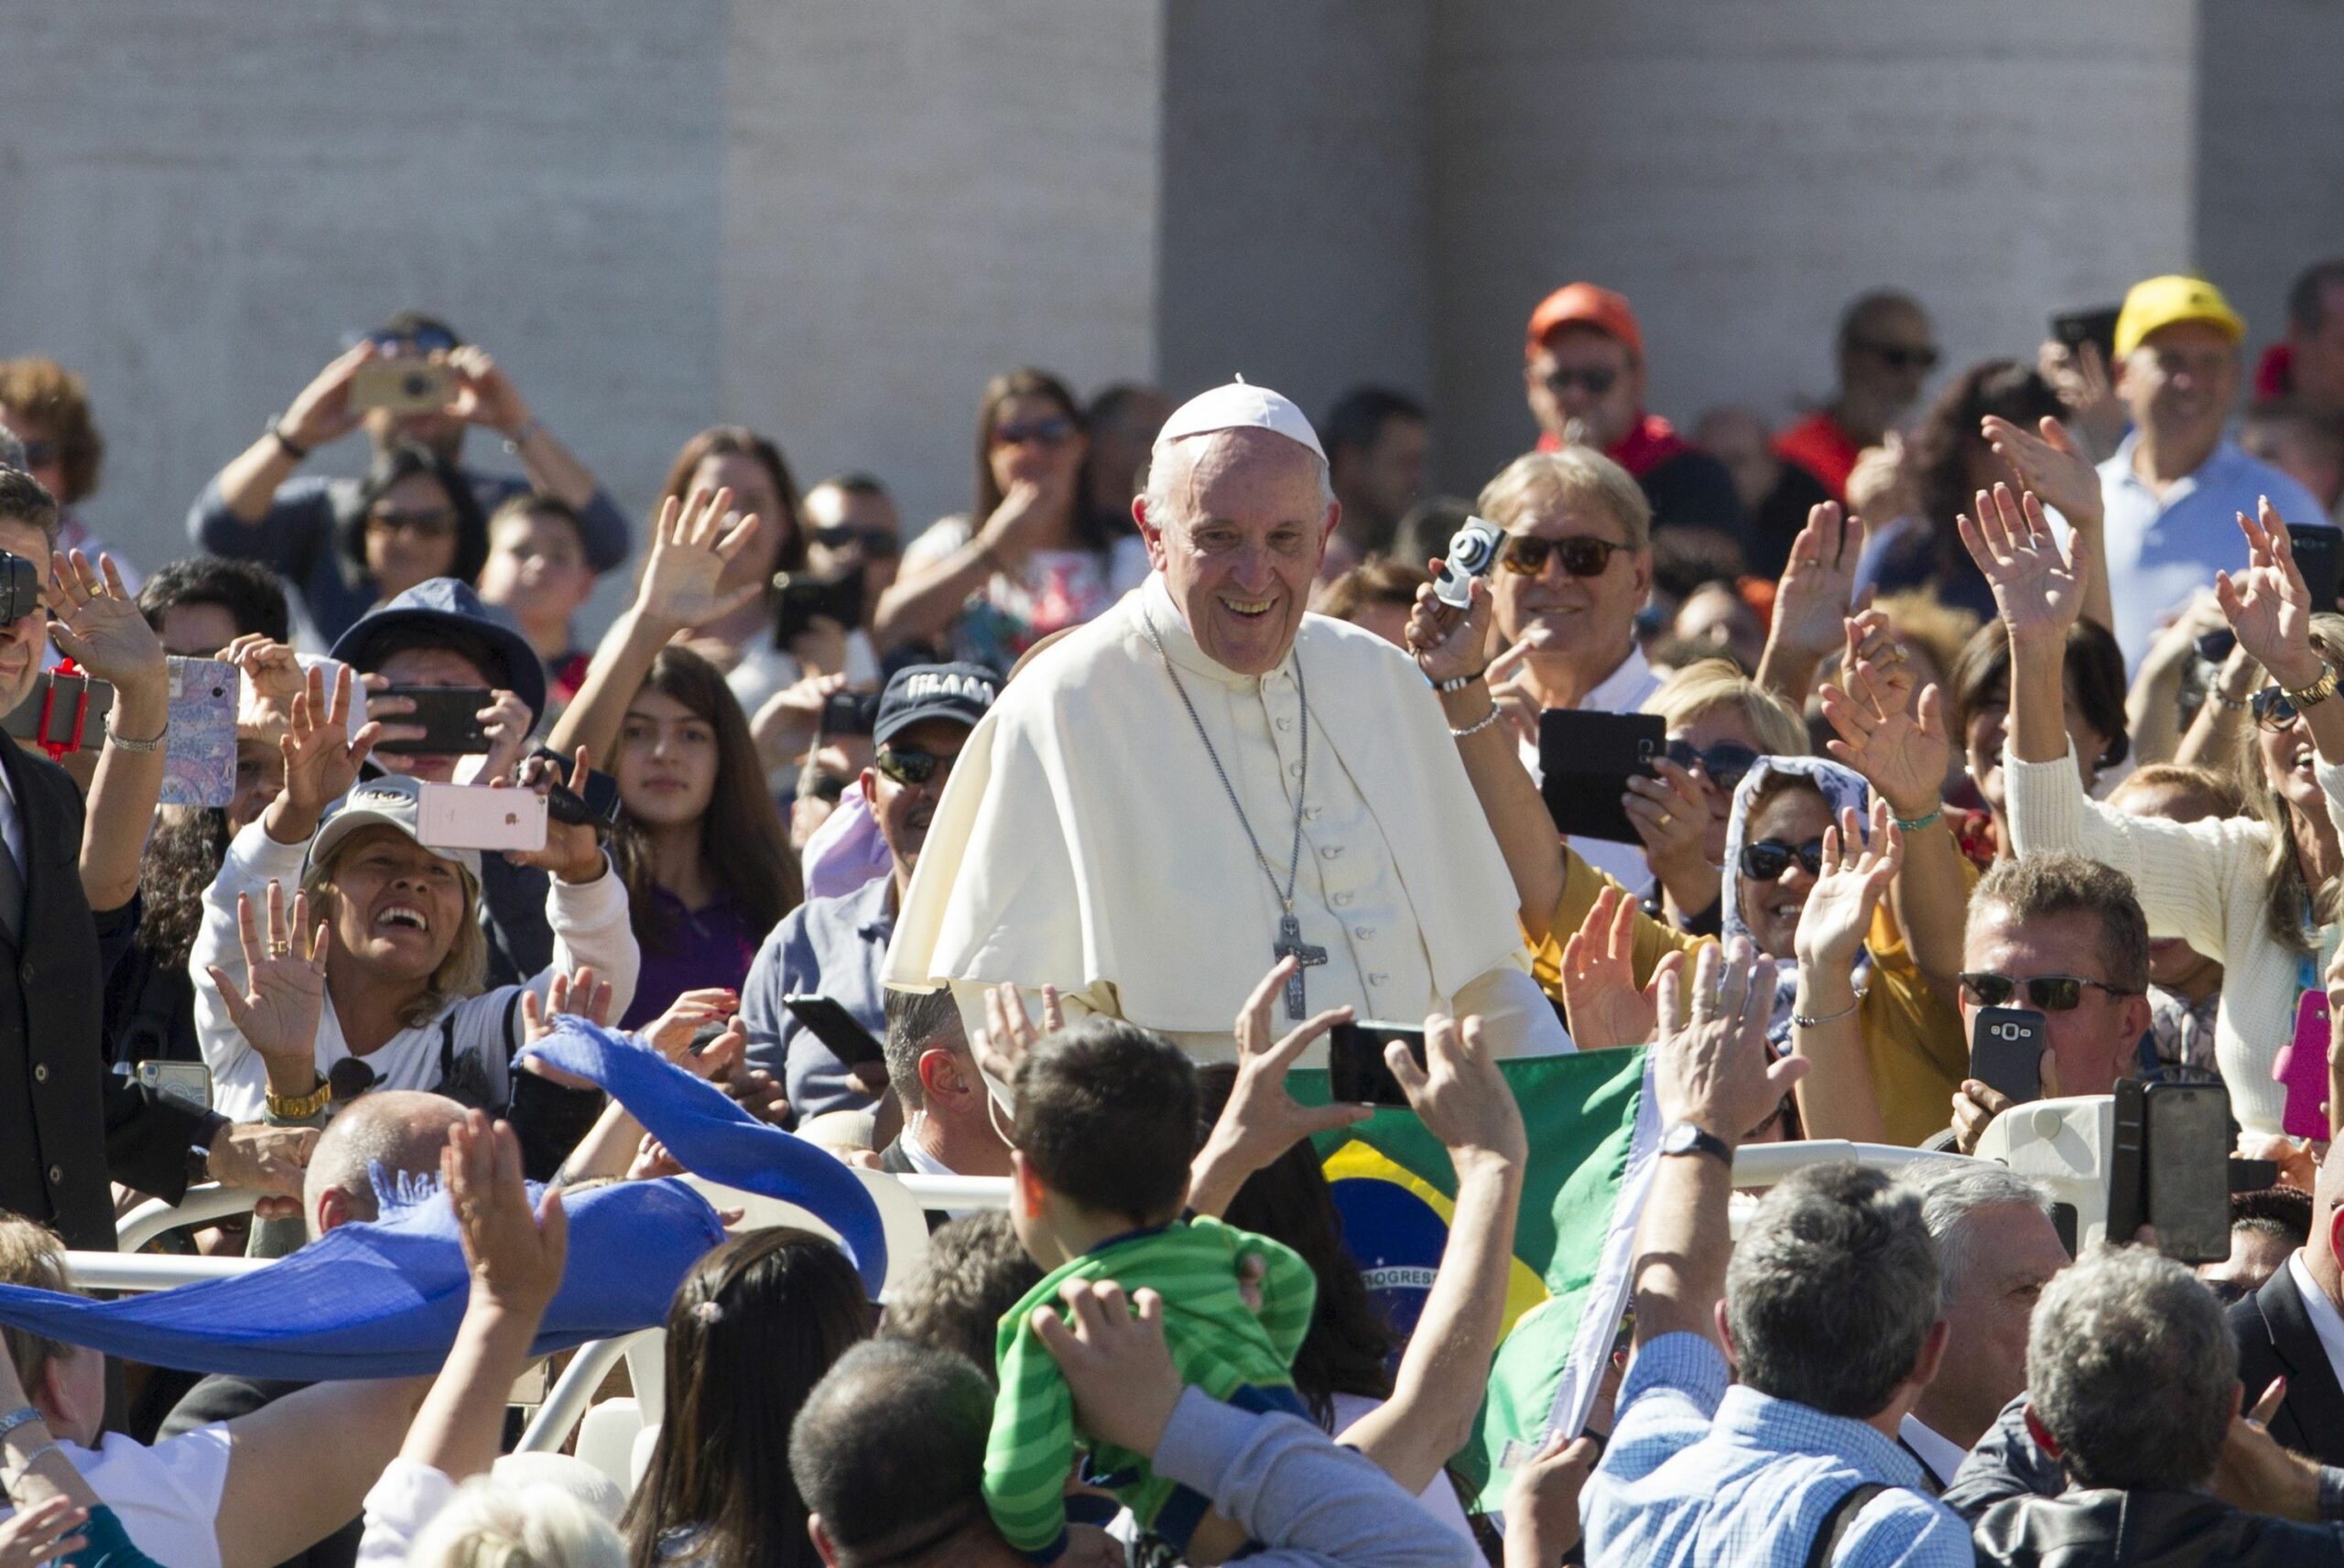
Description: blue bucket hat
xmin=329 ymin=576 xmax=547 ymax=726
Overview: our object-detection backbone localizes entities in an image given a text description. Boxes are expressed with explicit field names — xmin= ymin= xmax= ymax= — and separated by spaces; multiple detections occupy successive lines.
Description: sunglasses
xmin=2204 ymin=1278 xmax=2252 ymax=1307
xmin=1739 ymin=838 xmax=1825 ymax=881
xmin=1958 ymin=972 xmax=2136 ymax=1011
xmin=368 ymin=507 xmax=459 ymax=537
xmin=1500 ymin=534 xmax=1626 ymax=579
xmin=1543 ymin=366 xmax=1620 ymax=397
xmin=2252 ymin=687 xmax=2305 ymax=732
xmin=993 ymin=416 xmax=1075 ymax=449
xmin=1666 ymin=739 xmax=1759 ymax=793
xmin=364 ymin=326 xmax=459 ymax=355
xmin=327 ymin=1056 xmax=378 ymax=1103
xmin=1856 ymin=340 xmax=1941 ymax=373
xmin=812 ymin=524 xmax=902 ymax=560
xmin=15 ymin=438 xmax=58 ymax=470
xmin=874 ymin=746 xmax=958 ymax=788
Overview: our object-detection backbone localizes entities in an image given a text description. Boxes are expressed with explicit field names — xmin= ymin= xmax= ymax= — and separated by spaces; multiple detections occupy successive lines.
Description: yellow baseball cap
xmin=2112 ymin=275 xmax=2246 ymax=360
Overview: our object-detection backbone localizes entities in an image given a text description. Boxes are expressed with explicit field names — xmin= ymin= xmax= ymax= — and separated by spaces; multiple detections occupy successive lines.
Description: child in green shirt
xmin=985 ymin=1017 xmax=1316 ymax=1563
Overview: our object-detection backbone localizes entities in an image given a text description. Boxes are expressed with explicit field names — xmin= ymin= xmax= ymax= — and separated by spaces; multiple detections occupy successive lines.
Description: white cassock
xmin=884 ymin=570 xmax=1570 ymax=1060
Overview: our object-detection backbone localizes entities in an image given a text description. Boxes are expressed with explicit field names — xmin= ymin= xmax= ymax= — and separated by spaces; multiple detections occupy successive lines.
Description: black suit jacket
xmin=2229 ymin=1258 xmax=2344 ymax=1466
xmin=0 ymin=741 xmax=215 ymax=1250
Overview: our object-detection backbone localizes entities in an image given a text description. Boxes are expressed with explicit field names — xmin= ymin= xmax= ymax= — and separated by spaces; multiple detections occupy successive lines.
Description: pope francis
xmin=885 ymin=379 xmax=1568 ymax=1059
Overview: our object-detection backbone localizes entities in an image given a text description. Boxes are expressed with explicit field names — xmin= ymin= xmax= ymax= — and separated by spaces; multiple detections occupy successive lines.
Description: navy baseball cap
xmin=874 ymin=663 xmax=998 ymax=747
xmin=329 ymin=577 xmax=547 ymax=726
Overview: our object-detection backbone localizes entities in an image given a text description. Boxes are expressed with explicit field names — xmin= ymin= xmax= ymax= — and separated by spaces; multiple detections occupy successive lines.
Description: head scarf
xmin=1719 ymin=755 xmax=1874 ymax=1047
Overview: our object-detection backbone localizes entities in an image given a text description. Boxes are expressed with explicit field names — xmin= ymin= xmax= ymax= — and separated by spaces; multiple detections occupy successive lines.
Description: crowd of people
xmin=10 ymin=252 xmax=2344 ymax=1568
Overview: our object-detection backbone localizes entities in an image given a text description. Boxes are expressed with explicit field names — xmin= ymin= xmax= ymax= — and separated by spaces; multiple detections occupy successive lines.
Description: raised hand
xmin=475 ymin=688 xmax=535 ymax=783
xmin=636 ymin=986 xmax=742 ymax=1059
xmin=501 ymin=745 xmax=608 ymax=885
xmin=1559 ymin=886 xmax=1656 ymax=1051
xmin=1622 ymin=754 xmax=1713 ymax=886
xmin=637 ymin=486 xmax=765 ymax=632
xmin=2217 ymin=497 xmax=2327 ymax=689
xmin=1190 ymin=959 xmax=1369 ymax=1216
xmin=1387 ymin=1013 xmax=1526 ymax=1173
xmin=1819 ymin=627 xmax=1950 ymax=820
xmin=1405 ymin=570 xmax=1492 ymax=687
xmin=443 ymin=345 xmax=530 ymax=436
xmin=1769 ymin=502 xmax=1872 ymax=663
xmin=277 ymin=342 xmax=375 ymax=452
xmin=207 ymin=881 xmax=331 ymax=1079
xmin=1958 ymin=483 xmax=2089 ymax=643
xmin=49 ymin=549 xmax=165 ymax=703
xmin=1650 ymin=939 xmax=1807 ymax=1143
xmin=1792 ymin=804 xmax=1902 ymax=969
xmin=972 ymin=980 xmax=1064 ymax=1093
xmin=269 ymin=662 xmax=380 ymax=841
xmin=443 ymin=1109 xmax=567 ymax=1315
xmin=224 ymin=634 xmax=304 ymax=740
xmin=1983 ymin=414 xmax=2103 ymax=529
xmin=515 ymin=965 xmax=613 ymax=1090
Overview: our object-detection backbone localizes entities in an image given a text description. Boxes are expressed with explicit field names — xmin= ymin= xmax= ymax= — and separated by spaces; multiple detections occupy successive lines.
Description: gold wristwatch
xmin=266 ymin=1076 xmax=332 ymax=1119
xmin=2285 ymin=659 xmax=2341 ymax=712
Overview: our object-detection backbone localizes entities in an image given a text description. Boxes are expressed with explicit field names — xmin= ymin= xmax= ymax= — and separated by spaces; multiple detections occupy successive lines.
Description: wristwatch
xmin=1659 ymin=1121 xmax=1732 ymax=1165
xmin=2285 ymin=657 xmax=2341 ymax=712
xmin=266 ymin=1076 xmax=333 ymax=1120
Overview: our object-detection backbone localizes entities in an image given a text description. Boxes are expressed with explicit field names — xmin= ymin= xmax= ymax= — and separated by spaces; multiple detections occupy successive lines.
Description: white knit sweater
xmin=2004 ymin=741 xmax=2344 ymax=1133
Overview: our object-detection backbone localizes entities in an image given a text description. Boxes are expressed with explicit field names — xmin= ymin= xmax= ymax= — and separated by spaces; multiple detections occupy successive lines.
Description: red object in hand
xmin=35 ymin=659 xmax=90 ymax=761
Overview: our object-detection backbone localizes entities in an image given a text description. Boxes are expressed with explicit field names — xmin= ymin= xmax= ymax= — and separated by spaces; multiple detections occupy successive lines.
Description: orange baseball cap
xmin=1527 ymin=283 xmax=1644 ymax=362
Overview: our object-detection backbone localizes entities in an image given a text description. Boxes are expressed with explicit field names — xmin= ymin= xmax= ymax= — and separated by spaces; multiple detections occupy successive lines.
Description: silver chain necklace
xmin=1141 ymin=606 xmax=1328 ymax=1018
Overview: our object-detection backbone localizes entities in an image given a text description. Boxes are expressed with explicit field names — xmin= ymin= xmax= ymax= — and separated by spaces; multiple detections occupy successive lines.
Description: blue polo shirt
xmin=2097 ymin=435 xmax=2326 ymax=671
xmin=738 ymin=872 xmax=895 ymax=1119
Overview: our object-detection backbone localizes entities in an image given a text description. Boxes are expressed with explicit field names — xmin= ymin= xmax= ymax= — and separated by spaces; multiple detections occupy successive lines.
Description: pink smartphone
xmin=2272 ymin=989 xmax=2332 ymax=1141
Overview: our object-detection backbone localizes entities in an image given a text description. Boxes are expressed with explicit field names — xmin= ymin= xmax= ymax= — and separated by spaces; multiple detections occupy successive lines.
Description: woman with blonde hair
xmin=192 ymin=665 xmax=636 ymax=1173
xmin=1625 ymin=660 xmax=1809 ymax=934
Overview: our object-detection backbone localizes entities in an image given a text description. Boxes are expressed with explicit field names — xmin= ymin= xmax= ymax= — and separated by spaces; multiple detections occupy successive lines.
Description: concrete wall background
xmin=5 ymin=0 xmax=2332 ymax=614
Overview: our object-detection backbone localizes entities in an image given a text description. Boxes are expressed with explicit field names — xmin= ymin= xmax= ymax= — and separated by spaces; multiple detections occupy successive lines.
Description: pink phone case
xmin=2272 ymin=989 xmax=2332 ymax=1141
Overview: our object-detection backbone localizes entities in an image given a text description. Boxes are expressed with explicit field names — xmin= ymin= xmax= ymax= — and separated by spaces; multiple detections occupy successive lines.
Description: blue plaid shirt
xmin=1580 ymin=1333 xmax=1971 ymax=1568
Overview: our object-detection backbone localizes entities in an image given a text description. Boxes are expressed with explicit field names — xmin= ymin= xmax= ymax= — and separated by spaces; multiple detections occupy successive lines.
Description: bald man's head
xmin=303 ymin=1090 xmax=469 ymax=1238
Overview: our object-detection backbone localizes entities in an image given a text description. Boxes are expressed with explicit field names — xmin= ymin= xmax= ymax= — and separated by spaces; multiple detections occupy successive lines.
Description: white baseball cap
xmin=305 ymin=774 xmax=483 ymax=881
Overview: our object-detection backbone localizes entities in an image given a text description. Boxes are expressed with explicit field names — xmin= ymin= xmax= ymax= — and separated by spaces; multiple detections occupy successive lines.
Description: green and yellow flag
xmin=1295 ymin=1048 xmax=1657 ymax=1511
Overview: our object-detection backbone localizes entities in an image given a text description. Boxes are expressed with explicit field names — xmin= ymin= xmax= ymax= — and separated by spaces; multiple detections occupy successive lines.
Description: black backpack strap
xmin=1803 ymin=1482 xmax=1888 ymax=1568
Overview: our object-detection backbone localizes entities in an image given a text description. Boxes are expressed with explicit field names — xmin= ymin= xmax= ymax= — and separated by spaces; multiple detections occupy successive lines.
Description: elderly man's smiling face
xmin=1136 ymin=428 xmax=1339 ymax=676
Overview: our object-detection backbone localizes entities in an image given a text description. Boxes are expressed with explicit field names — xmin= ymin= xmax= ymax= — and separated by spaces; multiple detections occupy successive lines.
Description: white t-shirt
xmin=724 ymin=629 xmax=884 ymax=719
xmin=0 ymin=1427 xmax=236 ymax=1568
xmin=1328 ymin=1392 xmax=1477 ymax=1542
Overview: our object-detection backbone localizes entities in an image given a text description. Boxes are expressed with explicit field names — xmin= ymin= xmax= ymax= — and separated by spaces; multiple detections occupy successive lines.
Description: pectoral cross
xmin=1275 ymin=912 xmax=1329 ymax=1020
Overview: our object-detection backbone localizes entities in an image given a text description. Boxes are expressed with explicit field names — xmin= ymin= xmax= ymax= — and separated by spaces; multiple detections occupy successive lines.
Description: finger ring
xmin=267 ymin=942 xmax=291 ymax=959
xmin=1656 ymin=811 xmax=1671 ymax=827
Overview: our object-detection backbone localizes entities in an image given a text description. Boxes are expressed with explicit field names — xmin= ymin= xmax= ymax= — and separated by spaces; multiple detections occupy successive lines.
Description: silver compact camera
xmin=1432 ymin=515 xmax=1505 ymax=610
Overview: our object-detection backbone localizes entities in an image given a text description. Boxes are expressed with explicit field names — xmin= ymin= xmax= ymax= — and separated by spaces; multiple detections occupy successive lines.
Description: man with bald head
xmin=153 ymin=1091 xmax=468 ymax=1568
xmin=888 ymin=380 xmax=1563 ymax=1060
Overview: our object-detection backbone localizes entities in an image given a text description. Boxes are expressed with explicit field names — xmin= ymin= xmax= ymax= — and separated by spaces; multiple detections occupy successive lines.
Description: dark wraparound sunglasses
xmin=812 ymin=524 xmax=901 ymax=559
xmin=2252 ymin=687 xmax=2305 ymax=732
xmin=1855 ymin=340 xmax=1941 ymax=373
xmin=1959 ymin=972 xmax=2136 ymax=1011
xmin=1666 ymin=740 xmax=1760 ymax=793
xmin=874 ymin=746 xmax=958 ymax=787
xmin=1501 ymin=534 xmax=1626 ymax=579
xmin=1740 ymin=838 xmax=1825 ymax=881
xmin=1543 ymin=366 xmax=1619 ymax=397
xmin=993 ymin=416 xmax=1075 ymax=449
xmin=364 ymin=326 xmax=459 ymax=355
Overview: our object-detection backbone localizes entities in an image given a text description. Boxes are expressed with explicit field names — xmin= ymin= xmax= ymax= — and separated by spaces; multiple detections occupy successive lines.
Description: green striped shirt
xmin=982 ymin=1216 xmax=1318 ymax=1558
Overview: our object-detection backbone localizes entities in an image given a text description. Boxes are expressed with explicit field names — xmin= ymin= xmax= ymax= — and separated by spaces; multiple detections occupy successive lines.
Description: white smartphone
xmin=416 ymin=782 xmax=548 ymax=852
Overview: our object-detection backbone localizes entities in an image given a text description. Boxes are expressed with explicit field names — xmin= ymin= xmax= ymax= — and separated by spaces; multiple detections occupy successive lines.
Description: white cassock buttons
xmin=1276 ymin=717 xmax=1293 ymax=731
xmin=1289 ymin=762 xmax=1303 ymax=778
xmin=1354 ymin=925 xmax=1375 ymax=941
xmin=1368 ymin=972 xmax=1389 ymax=987
xmin=1334 ymin=892 xmax=1353 ymax=908
xmin=1321 ymin=845 xmax=1343 ymax=860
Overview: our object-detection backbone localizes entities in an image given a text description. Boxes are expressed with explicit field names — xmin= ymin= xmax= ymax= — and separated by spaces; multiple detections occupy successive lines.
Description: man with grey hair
xmin=874 ymin=987 xmax=1009 ymax=1202
xmin=1580 ymin=941 xmax=1970 ymax=1565
xmin=1972 ymin=1246 xmax=2344 ymax=1565
xmin=1900 ymin=1165 xmax=2070 ymax=1490
xmin=888 ymin=379 xmax=1564 ymax=1060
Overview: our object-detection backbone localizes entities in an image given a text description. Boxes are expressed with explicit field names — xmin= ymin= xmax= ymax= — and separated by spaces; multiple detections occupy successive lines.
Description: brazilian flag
xmin=1294 ymin=1048 xmax=1656 ymax=1511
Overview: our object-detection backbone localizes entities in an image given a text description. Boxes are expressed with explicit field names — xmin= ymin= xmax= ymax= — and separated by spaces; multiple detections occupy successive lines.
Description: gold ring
xmin=266 ymin=942 xmax=291 ymax=959
xmin=1657 ymin=811 xmax=1672 ymax=827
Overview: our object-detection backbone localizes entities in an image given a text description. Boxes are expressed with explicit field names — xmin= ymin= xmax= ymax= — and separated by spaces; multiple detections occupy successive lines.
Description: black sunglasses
xmin=812 ymin=524 xmax=901 ymax=560
xmin=327 ymin=1056 xmax=378 ymax=1102
xmin=993 ymin=416 xmax=1075 ymax=449
xmin=1856 ymin=340 xmax=1941 ymax=373
xmin=365 ymin=326 xmax=459 ymax=355
xmin=2252 ymin=687 xmax=2304 ymax=732
xmin=874 ymin=746 xmax=957 ymax=788
xmin=1501 ymin=534 xmax=1626 ymax=579
xmin=1666 ymin=740 xmax=1760 ymax=793
xmin=1739 ymin=838 xmax=1825 ymax=881
xmin=2204 ymin=1278 xmax=2252 ymax=1306
xmin=15 ymin=438 xmax=58 ymax=470
xmin=1959 ymin=972 xmax=2136 ymax=1011
xmin=1543 ymin=366 xmax=1620 ymax=397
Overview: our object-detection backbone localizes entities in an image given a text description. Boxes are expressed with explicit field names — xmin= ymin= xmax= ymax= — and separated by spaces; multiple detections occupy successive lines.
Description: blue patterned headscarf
xmin=1719 ymin=755 xmax=1874 ymax=1047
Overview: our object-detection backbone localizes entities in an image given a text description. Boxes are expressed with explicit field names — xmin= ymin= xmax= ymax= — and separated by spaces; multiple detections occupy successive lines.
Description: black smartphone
xmin=0 ymin=668 xmax=114 ymax=752
xmin=819 ymin=690 xmax=878 ymax=740
xmin=2290 ymin=522 xmax=2344 ymax=611
xmin=1327 ymin=1021 xmax=1427 ymax=1108
xmin=530 ymin=744 xmax=623 ymax=831
xmin=2143 ymin=1082 xmax=2233 ymax=1264
xmin=1969 ymin=1007 xmax=2046 ymax=1105
xmin=774 ymin=571 xmax=866 ymax=646
xmin=2049 ymin=306 xmax=2122 ymax=362
xmin=784 ymin=993 xmax=887 ymax=1067
xmin=1538 ymin=710 xmax=1664 ymax=844
xmin=372 ymin=686 xmax=493 ymax=755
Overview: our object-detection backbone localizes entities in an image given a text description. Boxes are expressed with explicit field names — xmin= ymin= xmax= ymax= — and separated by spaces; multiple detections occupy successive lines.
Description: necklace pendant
xmin=1274 ymin=913 xmax=1329 ymax=1020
